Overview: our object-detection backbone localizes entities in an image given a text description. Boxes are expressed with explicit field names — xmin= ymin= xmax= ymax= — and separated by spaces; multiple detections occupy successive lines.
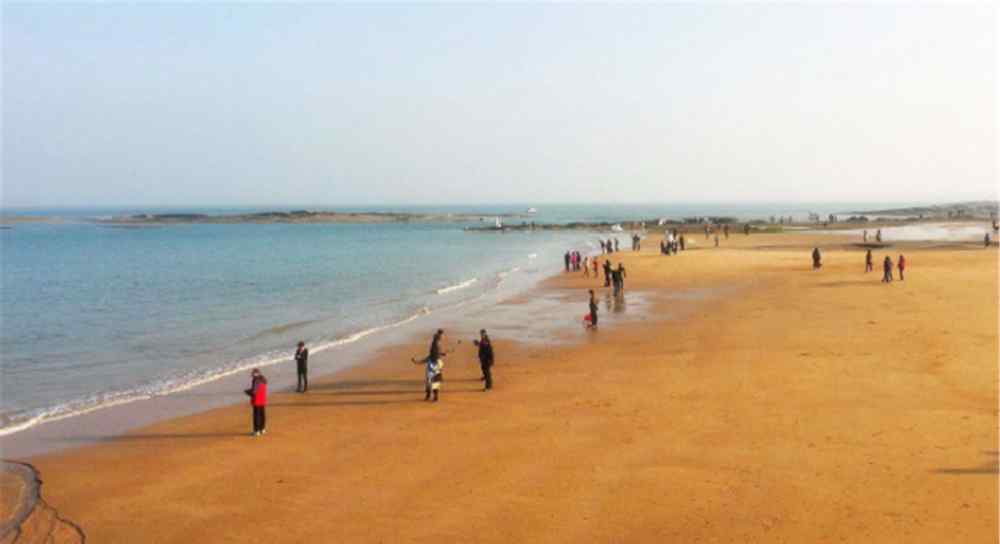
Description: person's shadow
xmin=933 ymin=451 xmax=999 ymax=475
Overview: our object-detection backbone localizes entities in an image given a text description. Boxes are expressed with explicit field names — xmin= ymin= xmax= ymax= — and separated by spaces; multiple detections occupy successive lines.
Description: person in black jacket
xmin=294 ymin=341 xmax=309 ymax=393
xmin=474 ymin=329 xmax=495 ymax=391
xmin=603 ymin=260 xmax=612 ymax=287
xmin=588 ymin=289 xmax=598 ymax=329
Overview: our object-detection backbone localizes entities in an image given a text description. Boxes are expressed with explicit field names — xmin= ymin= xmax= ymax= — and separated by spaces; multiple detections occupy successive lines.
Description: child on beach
xmin=244 ymin=369 xmax=268 ymax=436
xmin=412 ymin=353 xmax=445 ymax=402
xmin=413 ymin=329 xmax=445 ymax=401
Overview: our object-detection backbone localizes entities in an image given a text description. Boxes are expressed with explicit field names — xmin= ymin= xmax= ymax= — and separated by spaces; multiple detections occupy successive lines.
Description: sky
xmin=2 ymin=3 xmax=996 ymax=208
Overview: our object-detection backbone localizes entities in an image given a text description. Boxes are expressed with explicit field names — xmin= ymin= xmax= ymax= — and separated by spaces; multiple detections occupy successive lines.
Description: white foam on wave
xmin=435 ymin=278 xmax=478 ymax=295
xmin=0 ymin=306 xmax=434 ymax=437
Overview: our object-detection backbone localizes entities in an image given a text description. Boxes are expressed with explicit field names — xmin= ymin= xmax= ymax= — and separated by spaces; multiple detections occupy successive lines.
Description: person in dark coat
xmin=613 ymin=263 xmax=627 ymax=295
xmin=294 ymin=341 xmax=309 ymax=393
xmin=882 ymin=256 xmax=893 ymax=283
xmin=812 ymin=248 xmax=822 ymax=269
xmin=865 ymin=250 xmax=873 ymax=273
xmin=474 ymin=329 xmax=495 ymax=391
xmin=588 ymin=289 xmax=598 ymax=329
xmin=603 ymin=260 xmax=612 ymax=287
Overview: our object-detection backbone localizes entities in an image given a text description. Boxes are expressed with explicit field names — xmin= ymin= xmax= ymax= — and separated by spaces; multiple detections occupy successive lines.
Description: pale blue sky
xmin=2 ymin=3 xmax=995 ymax=207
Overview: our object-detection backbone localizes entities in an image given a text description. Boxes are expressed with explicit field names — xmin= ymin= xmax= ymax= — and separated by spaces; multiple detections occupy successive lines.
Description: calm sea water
xmin=0 ymin=203 xmax=913 ymax=436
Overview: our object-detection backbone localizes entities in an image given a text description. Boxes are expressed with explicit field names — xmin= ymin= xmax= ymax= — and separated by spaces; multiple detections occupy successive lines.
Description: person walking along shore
xmin=588 ymin=289 xmax=599 ymax=329
xmin=882 ymin=256 xmax=894 ymax=283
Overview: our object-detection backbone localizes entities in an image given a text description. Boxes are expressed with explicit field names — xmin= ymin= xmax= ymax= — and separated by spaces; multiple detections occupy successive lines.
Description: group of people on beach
xmin=564 ymin=250 xmax=585 ymax=272
xmin=243 ymin=327 xmax=497 ymax=434
xmin=862 ymin=229 xmax=883 ymax=244
xmin=661 ymin=229 xmax=685 ymax=255
xmin=409 ymin=328 xmax=494 ymax=403
xmin=598 ymin=238 xmax=621 ymax=254
xmin=870 ymin=252 xmax=906 ymax=282
xmin=813 ymin=247 xmax=908 ymax=283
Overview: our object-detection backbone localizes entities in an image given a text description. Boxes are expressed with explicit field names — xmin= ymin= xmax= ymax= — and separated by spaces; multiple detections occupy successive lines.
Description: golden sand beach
xmin=5 ymin=232 xmax=997 ymax=542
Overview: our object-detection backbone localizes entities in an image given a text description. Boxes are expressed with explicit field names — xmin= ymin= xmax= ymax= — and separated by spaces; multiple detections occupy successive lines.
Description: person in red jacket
xmin=244 ymin=369 xmax=268 ymax=436
xmin=897 ymin=254 xmax=906 ymax=281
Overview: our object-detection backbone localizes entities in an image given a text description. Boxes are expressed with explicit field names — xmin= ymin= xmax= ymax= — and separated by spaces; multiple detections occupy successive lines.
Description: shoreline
xmin=3 ymin=231 xmax=997 ymax=542
xmin=0 ymin=238 xmax=642 ymax=458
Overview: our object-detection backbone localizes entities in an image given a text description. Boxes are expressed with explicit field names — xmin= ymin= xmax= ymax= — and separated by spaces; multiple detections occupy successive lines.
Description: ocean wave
xmin=0 ymin=306 xmax=433 ymax=437
xmin=435 ymin=278 xmax=477 ymax=295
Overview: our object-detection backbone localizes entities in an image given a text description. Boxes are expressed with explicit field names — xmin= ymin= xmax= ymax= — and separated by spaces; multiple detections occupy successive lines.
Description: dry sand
xmin=5 ymin=232 xmax=997 ymax=542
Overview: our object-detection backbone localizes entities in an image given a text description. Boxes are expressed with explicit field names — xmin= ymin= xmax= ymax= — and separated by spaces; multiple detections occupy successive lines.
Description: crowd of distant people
xmin=244 ymin=218 xmax=995 ymax=436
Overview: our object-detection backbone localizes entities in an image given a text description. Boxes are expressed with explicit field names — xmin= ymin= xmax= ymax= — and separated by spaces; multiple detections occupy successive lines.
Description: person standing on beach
xmin=588 ymin=289 xmax=598 ymax=328
xmin=882 ymin=256 xmax=894 ymax=283
xmin=723 ymin=225 xmax=730 ymax=239
xmin=564 ymin=252 xmax=570 ymax=272
xmin=704 ymin=225 xmax=710 ymax=239
xmin=583 ymin=256 xmax=591 ymax=277
xmin=714 ymin=233 xmax=720 ymax=247
xmin=294 ymin=341 xmax=309 ymax=393
xmin=897 ymin=254 xmax=906 ymax=281
xmin=614 ymin=238 xmax=620 ymax=252
xmin=603 ymin=259 xmax=612 ymax=287
xmin=876 ymin=229 xmax=882 ymax=243
xmin=744 ymin=223 xmax=750 ymax=236
xmin=591 ymin=257 xmax=599 ymax=279
xmin=474 ymin=329 xmax=494 ymax=391
xmin=863 ymin=230 xmax=869 ymax=243
xmin=244 ymin=369 xmax=268 ymax=436
xmin=607 ymin=238 xmax=614 ymax=254
xmin=865 ymin=250 xmax=873 ymax=273
xmin=679 ymin=235 xmax=686 ymax=251
xmin=414 ymin=329 xmax=445 ymax=401
xmin=599 ymin=240 xmax=606 ymax=254
xmin=612 ymin=263 xmax=627 ymax=295
xmin=812 ymin=248 xmax=822 ymax=270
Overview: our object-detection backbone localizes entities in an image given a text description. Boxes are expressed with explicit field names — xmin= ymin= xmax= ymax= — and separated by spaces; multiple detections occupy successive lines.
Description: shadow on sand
xmin=933 ymin=451 xmax=999 ymax=475
xmin=52 ymin=432 xmax=246 ymax=443
xmin=814 ymin=280 xmax=884 ymax=288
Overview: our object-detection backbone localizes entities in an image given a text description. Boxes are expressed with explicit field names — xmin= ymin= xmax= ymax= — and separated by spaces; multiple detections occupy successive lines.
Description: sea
xmin=0 ymin=202 xmax=926 ymax=443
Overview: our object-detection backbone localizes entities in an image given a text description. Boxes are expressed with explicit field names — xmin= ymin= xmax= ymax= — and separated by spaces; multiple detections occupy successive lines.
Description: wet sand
xmin=5 ymin=232 xmax=997 ymax=542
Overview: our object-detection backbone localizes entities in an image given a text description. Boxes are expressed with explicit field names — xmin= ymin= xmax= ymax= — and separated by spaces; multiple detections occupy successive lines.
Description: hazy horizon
xmin=3 ymin=4 xmax=996 ymax=208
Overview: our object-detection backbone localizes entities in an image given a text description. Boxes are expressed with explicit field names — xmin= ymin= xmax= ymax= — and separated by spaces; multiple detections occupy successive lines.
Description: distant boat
xmin=526 ymin=208 xmax=538 ymax=214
